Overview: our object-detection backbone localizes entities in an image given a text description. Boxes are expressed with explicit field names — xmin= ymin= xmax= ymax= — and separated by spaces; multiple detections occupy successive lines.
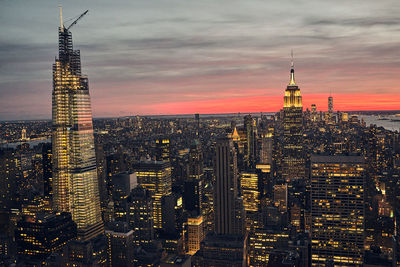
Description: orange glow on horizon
xmin=102 ymin=93 xmax=400 ymax=116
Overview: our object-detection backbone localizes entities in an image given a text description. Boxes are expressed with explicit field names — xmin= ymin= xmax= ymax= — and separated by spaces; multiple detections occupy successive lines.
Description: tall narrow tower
xmin=328 ymin=95 xmax=333 ymax=113
xmin=52 ymin=9 xmax=103 ymax=241
xmin=282 ymin=53 xmax=305 ymax=181
xmin=214 ymin=136 xmax=245 ymax=236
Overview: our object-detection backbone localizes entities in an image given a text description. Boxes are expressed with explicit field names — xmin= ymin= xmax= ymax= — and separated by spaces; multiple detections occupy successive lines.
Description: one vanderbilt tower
xmin=52 ymin=8 xmax=103 ymax=241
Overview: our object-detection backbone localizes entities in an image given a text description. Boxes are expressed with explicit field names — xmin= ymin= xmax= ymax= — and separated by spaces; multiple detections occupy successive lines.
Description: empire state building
xmin=52 ymin=9 xmax=103 ymax=241
xmin=282 ymin=55 xmax=306 ymax=181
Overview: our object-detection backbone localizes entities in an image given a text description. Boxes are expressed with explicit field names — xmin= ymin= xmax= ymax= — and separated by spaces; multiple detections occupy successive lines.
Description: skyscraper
xmin=52 ymin=9 xmax=103 ymax=241
xmin=244 ymin=115 xmax=257 ymax=169
xmin=240 ymin=171 xmax=260 ymax=212
xmin=310 ymin=155 xmax=365 ymax=266
xmin=327 ymin=95 xmax=334 ymax=124
xmin=214 ymin=136 xmax=245 ymax=236
xmin=188 ymin=140 xmax=204 ymax=180
xmin=42 ymin=143 xmax=52 ymax=202
xmin=133 ymin=160 xmax=172 ymax=229
xmin=127 ymin=186 xmax=154 ymax=247
xmin=186 ymin=215 xmax=205 ymax=255
xmin=15 ymin=212 xmax=77 ymax=265
xmin=282 ymin=54 xmax=305 ymax=181
xmin=192 ymin=136 xmax=247 ymax=266
xmin=155 ymin=138 xmax=171 ymax=162
xmin=328 ymin=95 xmax=333 ymax=114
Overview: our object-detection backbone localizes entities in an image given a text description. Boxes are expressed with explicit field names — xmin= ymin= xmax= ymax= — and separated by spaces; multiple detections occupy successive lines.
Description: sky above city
xmin=1 ymin=0 xmax=400 ymax=120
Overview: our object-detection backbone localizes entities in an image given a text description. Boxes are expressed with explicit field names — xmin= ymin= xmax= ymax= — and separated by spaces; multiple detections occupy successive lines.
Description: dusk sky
xmin=1 ymin=0 xmax=400 ymax=120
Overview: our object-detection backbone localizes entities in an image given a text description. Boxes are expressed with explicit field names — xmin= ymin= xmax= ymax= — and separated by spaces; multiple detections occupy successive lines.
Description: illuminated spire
xmin=289 ymin=50 xmax=296 ymax=85
xmin=59 ymin=5 xmax=64 ymax=30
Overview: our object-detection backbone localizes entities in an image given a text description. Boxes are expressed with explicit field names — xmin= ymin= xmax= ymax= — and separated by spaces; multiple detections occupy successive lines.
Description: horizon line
xmin=2 ymin=109 xmax=400 ymax=122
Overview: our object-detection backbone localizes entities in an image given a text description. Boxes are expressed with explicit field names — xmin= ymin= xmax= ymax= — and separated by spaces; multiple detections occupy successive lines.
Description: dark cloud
xmin=305 ymin=17 xmax=400 ymax=27
xmin=1 ymin=0 xmax=400 ymax=120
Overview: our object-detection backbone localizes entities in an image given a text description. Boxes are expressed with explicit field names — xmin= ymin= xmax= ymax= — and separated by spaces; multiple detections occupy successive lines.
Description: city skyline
xmin=1 ymin=0 xmax=400 ymax=120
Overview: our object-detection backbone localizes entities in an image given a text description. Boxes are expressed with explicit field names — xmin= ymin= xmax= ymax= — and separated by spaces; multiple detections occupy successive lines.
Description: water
xmin=359 ymin=115 xmax=400 ymax=132
xmin=0 ymin=138 xmax=50 ymax=149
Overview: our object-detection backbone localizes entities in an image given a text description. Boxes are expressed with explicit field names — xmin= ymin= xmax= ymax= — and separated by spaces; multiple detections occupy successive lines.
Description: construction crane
xmin=65 ymin=10 xmax=89 ymax=31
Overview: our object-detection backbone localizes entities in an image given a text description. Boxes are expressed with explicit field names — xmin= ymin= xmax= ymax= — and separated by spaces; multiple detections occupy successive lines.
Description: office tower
xmin=188 ymin=140 xmax=204 ymax=180
xmin=127 ymin=186 xmax=154 ymax=247
xmin=342 ymin=112 xmax=349 ymax=122
xmin=184 ymin=140 xmax=203 ymax=215
xmin=21 ymin=128 xmax=27 ymax=141
xmin=326 ymin=95 xmax=334 ymax=124
xmin=259 ymin=132 xmax=273 ymax=165
xmin=248 ymin=228 xmax=290 ymax=266
xmin=111 ymin=172 xmax=137 ymax=197
xmin=106 ymin=153 xmax=126 ymax=178
xmin=328 ymin=95 xmax=333 ymax=113
xmin=214 ymin=136 xmax=245 ymax=236
xmin=63 ymin=234 xmax=108 ymax=266
xmin=273 ymin=184 xmax=288 ymax=212
xmin=155 ymin=138 xmax=171 ymax=162
xmin=161 ymin=193 xmax=184 ymax=235
xmin=111 ymin=171 xmax=137 ymax=221
xmin=191 ymin=234 xmax=247 ymax=267
xmin=311 ymin=155 xmax=365 ymax=266
xmin=183 ymin=179 xmax=202 ymax=216
xmin=244 ymin=115 xmax=257 ymax=169
xmin=52 ymin=10 xmax=103 ymax=241
xmin=290 ymin=202 xmax=301 ymax=229
xmin=192 ymin=136 xmax=247 ymax=266
xmin=15 ymin=212 xmax=76 ymax=265
xmin=95 ymin=143 xmax=108 ymax=208
xmin=311 ymin=104 xmax=318 ymax=122
xmin=42 ymin=143 xmax=52 ymax=202
xmin=201 ymin=182 xmax=214 ymax=235
xmin=282 ymin=55 xmax=305 ymax=181
xmin=0 ymin=149 xmax=19 ymax=210
xmin=240 ymin=171 xmax=260 ymax=212
xmin=105 ymin=222 xmax=134 ymax=267
xmin=186 ymin=215 xmax=205 ymax=255
xmin=133 ymin=160 xmax=172 ymax=229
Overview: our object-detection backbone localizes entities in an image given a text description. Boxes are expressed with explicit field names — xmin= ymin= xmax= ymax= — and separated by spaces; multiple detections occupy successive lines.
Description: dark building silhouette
xmin=127 ymin=186 xmax=154 ymax=247
xmin=15 ymin=212 xmax=76 ymax=265
xmin=41 ymin=143 xmax=52 ymax=202
xmin=214 ymin=136 xmax=245 ymax=235
xmin=105 ymin=221 xmax=134 ymax=267
xmin=244 ymin=115 xmax=257 ymax=169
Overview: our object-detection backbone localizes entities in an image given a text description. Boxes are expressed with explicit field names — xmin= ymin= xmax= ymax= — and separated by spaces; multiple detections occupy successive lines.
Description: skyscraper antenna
xmin=291 ymin=49 xmax=294 ymax=68
xmin=59 ymin=5 xmax=64 ymax=30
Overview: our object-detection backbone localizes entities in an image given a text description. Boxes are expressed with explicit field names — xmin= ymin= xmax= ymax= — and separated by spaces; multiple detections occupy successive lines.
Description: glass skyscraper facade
xmin=52 ymin=22 xmax=103 ymax=241
xmin=310 ymin=155 xmax=365 ymax=266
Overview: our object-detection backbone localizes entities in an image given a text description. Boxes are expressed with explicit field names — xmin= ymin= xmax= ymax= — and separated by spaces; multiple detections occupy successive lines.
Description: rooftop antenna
xmin=289 ymin=50 xmax=296 ymax=85
xmin=291 ymin=49 xmax=294 ymax=68
xmin=59 ymin=5 xmax=64 ymax=30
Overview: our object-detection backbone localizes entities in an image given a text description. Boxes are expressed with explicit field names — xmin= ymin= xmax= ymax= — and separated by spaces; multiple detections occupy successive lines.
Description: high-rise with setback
xmin=282 ymin=55 xmax=305 ymax=181
xmin=52 ymin=9 xmax=103 ymax=241
xmin=214 ymin=136 xmax=245 ymax=235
